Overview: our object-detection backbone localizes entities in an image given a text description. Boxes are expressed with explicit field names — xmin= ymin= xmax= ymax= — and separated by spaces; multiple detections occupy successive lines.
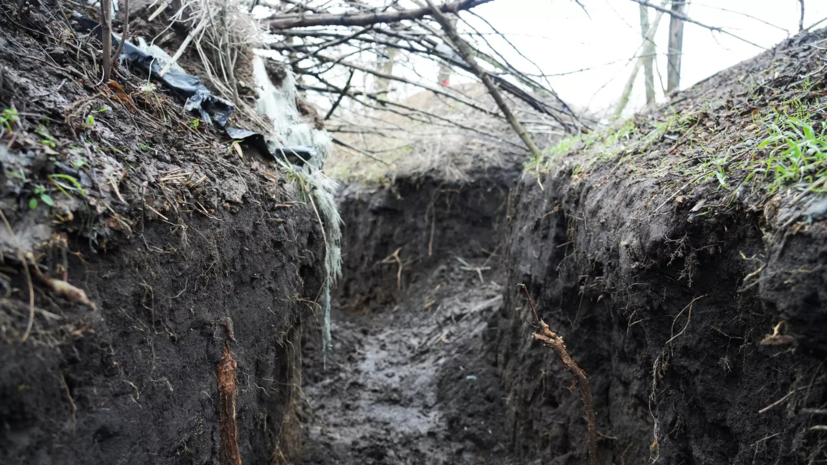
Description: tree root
xmin=521 ymin=284 xmax=599 ymax=465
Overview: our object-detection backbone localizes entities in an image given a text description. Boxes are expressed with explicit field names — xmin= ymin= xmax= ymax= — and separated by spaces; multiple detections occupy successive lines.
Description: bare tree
xmin=667 ymin=0 xmax=687 ymax=93
xmin=639 ymin=4 xmax=656 ymax=105
xmin=615 ymin=0 xmax=669 ymax=117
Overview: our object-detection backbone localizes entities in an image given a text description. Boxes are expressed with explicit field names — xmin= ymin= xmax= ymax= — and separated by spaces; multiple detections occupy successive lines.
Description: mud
xmin=300 ymin=174 xmax=518 ymax=464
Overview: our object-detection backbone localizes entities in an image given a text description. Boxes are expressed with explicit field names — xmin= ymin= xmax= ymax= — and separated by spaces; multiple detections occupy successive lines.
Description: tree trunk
xmin=640 ymin=4 xmax=656 ymax=105
xmin=667 ymin=0 xmax=686 ymax=93
xmin=376 ymin=40 xmax=398 ymax=99
xmin=614 ymin=0 xmax=669 ymax=118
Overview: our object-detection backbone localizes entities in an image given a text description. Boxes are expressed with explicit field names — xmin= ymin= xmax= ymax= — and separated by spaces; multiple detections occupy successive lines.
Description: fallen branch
xmin=269 ymin=0 xmax=493 ymax=30
xmin=520 ymin=284 xmax=599 ymax=465
xmin=426 ymin=0 xmax=542 ymax=158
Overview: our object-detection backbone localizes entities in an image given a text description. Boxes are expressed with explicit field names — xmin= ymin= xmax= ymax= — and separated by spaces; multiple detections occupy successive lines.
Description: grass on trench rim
xmin=525 ymin=120 xmax=637 ymax=174
xmin=753 ymin=113 xmax=827 ymax=195
xmin=525 ymin=107 xmax=827 ymax=205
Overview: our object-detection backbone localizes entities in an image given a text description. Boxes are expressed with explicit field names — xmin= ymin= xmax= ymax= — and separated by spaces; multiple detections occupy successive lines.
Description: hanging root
xmin=520 ymin=284 xmax=599 ymax=465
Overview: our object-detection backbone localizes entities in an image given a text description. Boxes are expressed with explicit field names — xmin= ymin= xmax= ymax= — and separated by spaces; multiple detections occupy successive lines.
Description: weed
xmin=1 ymin=107 xmax=19 ymax=132
xmin=83 ymin=108 xmax=108 ymax=130
xmin=190 ymin=119 xmax=200 ymax=130
xmin=29 ymin=185 xmax=54 ymax=209
xmin=36 ymin=126 xmax=59 ymax=148
xmin=48 ymin=174 xmax=86 ymax=198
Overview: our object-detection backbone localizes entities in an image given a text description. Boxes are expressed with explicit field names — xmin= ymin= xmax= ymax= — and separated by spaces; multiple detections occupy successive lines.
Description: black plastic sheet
xmin=70 ymin=12 xmax=316 ymax=166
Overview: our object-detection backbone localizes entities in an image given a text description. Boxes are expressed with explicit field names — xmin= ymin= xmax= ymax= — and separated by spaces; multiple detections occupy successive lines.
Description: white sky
xmin=468 ymin=0 xmax=827 ymax=118
xmin=260 ymin=1 xmax=827 ymax=122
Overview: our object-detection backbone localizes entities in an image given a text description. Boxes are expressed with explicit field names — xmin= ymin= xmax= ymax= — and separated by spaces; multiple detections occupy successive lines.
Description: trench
xmin=299 ymin=174 xmax=517 ymax=464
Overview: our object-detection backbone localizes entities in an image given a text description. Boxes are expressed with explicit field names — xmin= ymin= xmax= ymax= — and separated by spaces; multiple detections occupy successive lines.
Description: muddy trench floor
xmin=300 ymin=259 xmax=513 ymax=465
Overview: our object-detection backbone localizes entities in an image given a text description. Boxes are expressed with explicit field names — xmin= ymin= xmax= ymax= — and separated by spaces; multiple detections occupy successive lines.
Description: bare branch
xmin=629 ymin=0 xmax=766 ymax=49
xmin=269 ymin=0 xmax=494 ymax=30
xmin=325 ymin=70 xmax=354 ymax=120
xmin=314 ymin=52 xmax=503 ymax=119
xmin=111 ymin=0 xmax=129 ymax=71
xmin=425 ymin=0 xmax=542 ymax=158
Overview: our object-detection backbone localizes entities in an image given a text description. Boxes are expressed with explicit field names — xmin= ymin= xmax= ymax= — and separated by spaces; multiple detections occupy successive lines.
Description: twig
xmin=111 ymin=0 xmax=129 ymax=70
xmin=0 ymin=209 xmax=35 ymax=342
xmin=269 ymin=0 xmax=493 ymax=29
xmin=324 ymin=70 xmax=354 ymax=120
xmin=758 ymin=386 xmax=808 ymax=414
xmin=425 ymin=0 xmax=542 ymax=158
xmin=331 ymin=136 xmax=394 ymax=166
xmin=628 ymin=0 xmax=766 ymax=49
xmin=159 ymin=10 xmax=214 ymax=77
xmin=304 ymin=83 xmax=526 ymax=150
xmin=98 ymin=0 xmax=113 ymax=84
xmin=314 ymin=53 xmax=504 ymax=120
xmin=519 ymin=284 xmax=599 ymax=465
xmin=798 ymin=0 xmax=805 ymax=32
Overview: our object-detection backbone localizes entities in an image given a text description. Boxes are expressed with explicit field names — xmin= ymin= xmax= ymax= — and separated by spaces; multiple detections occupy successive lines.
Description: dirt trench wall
xmin=336 ymin=170 xmax=516 ymax=311
xmin=0 ymin=204 xmax=325 ymax=464
xmin=495 ymin=170 xmax=826 ymax=464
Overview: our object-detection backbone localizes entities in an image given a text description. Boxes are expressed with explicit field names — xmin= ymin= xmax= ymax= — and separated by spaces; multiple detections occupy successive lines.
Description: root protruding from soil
xmin=521 ymin=284 xmax=599 ymax=465
xmin=217 ymin=342 xmax=242 ymax=465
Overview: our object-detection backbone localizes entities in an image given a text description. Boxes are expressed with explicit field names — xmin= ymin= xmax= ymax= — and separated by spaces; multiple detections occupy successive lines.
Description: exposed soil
xmin=1 ymin=1 xmax=326 ymax=464
xmin=299 ymin=174 xmax=517 ymax=464
xmin=298 ymin=27 xmax=827 ymax=465
xmin=493 ymin=29 xmax=827 ymax=465
xmin=2 ymin=1 xmax=827 ymax=465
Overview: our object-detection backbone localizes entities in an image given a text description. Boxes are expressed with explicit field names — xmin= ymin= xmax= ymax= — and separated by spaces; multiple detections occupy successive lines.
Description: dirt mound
xmin=0 ymin=2 xmax=326 ymax=463
xmin=496 ymin=28 xmax=827 ymax=464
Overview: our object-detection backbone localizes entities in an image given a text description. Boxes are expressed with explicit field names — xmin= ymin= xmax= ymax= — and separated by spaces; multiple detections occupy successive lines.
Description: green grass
xmin=686 ymin=110 xmax=827 ymax=200
xmin=525 ymin=120 xmax=638 ymax=175
xmin=754 ymin=113 xmax=827 ymax=194
xmin=1 ymin=107 xmax=19 ymax=132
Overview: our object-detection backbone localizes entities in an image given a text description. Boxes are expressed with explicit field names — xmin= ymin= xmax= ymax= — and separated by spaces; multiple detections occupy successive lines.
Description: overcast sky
xmin=259 ymin=1 xmax=827 ymax=122
xmin=468 ymin=0 xmax=827 ymax=118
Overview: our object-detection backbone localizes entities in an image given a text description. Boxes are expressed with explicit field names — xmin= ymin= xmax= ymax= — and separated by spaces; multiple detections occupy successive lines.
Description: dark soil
xmin=493 ymin=30 xmax=827 ymax=465
xmin=1 ymin=1 xmax=326 ymax=464
xmin=299 ymin=27 xmax=827 ymax=465
xmin=299 ymin=175 xmax=518 ymax=464
xmin=2 ymin=1 xmax=826 ymax=464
